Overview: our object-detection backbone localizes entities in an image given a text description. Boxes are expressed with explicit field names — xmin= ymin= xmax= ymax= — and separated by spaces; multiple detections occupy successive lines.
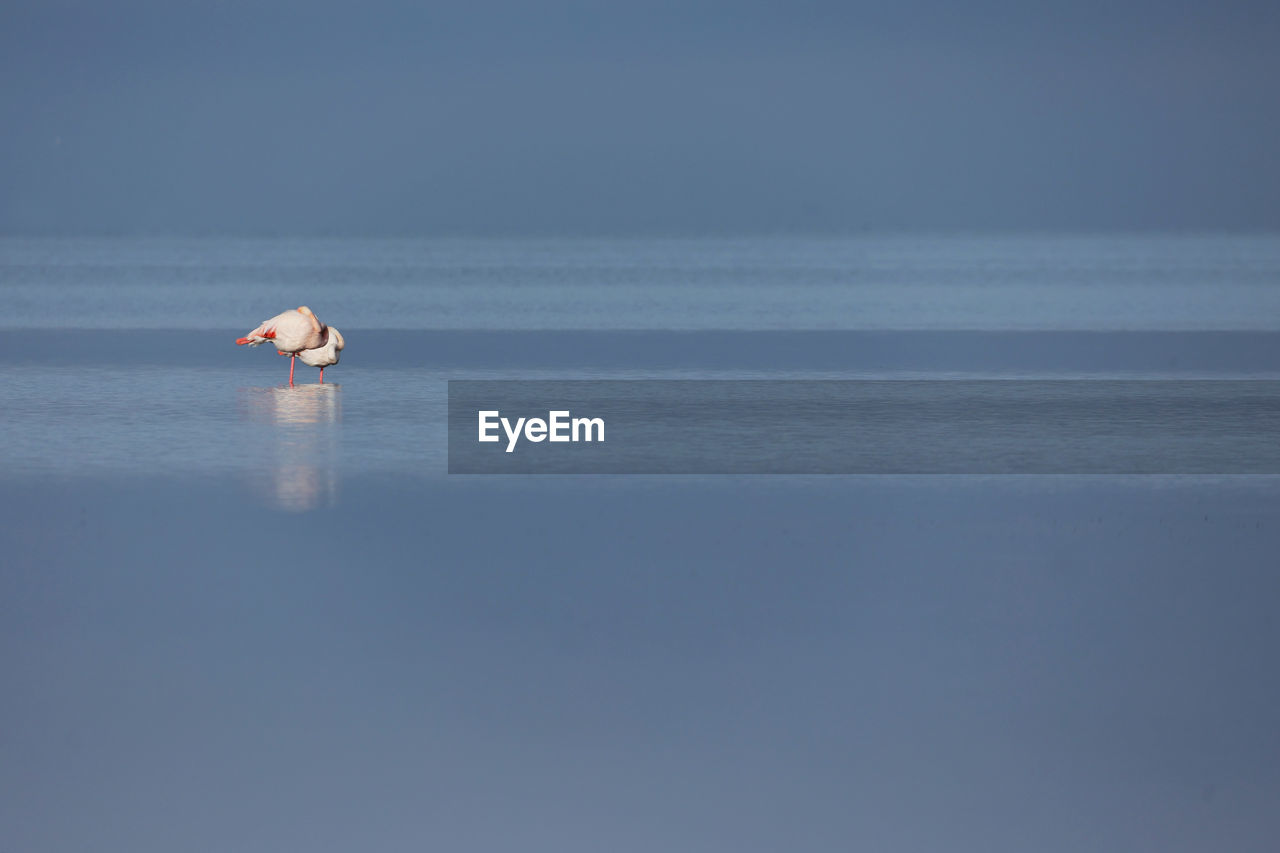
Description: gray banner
xmin=447 ymin=380 xmax=1280 ymax=474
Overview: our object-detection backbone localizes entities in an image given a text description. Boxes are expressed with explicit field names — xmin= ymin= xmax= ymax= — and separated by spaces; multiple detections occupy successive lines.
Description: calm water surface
xmin=4 ymin=234 xmax=1280 ymax=330
xmin=3 ymin=236 xmax=1279 ymax=852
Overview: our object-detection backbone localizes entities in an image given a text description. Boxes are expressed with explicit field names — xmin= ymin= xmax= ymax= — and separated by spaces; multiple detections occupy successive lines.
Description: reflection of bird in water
xmin=236 ymin=306 xmax=341 ymax=384
xmin=247 ymin=382 xmax=342 ymax=425
xmin=295 ymin=327 xmax=345 ymax=383
xmin=240 ymin=383 xmax=342 ymax=511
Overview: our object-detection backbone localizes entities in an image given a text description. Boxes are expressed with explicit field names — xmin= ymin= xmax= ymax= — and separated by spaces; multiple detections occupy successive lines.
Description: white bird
xmin=236 ymin=306 xmax=328 ymax=384
xmin=295 ymin=327 xmax=345 ymax=383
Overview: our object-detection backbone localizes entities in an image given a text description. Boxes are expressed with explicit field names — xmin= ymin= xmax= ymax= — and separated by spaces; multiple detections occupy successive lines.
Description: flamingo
xmin=296 ymin=327 xmax=345 ymax=382
xmin=236 ymin=306 xmax=327 ymax=384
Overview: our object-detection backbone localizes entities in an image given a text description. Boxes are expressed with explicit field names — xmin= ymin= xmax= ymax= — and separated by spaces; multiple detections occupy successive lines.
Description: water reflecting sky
xmin=4 ymin=235 xmax=1280 ymax=330
xmin=4 ymin=236 xmax=1280 ymax=851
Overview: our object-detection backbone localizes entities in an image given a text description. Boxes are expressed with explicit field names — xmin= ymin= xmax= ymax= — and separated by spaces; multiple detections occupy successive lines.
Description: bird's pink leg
xmin=289 ymin=355 xmax=296 ymax=385
xmin=319 ymin=367 xmax=325 ymax=383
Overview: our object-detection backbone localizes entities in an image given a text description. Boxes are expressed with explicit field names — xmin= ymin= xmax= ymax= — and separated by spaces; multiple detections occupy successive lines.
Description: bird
xmin=295 ymin=326 xmax=344 ymax=383
xmin=236 ymin=306 xmax=329 ymax=384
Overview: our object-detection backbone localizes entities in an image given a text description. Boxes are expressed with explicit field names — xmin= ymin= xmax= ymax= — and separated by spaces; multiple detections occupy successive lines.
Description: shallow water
xmin=5 ymin=474 xmax=1280 ymax=852
xmin=3 ymin=236 xmax=1280 ymax=852
xmin=5 ymin=233 xmax=1280 ymax=330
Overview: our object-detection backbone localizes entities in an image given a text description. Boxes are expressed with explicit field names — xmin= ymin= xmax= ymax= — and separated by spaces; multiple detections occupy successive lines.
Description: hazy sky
xmin=2 ymin=0 xmax=1277 ymax=234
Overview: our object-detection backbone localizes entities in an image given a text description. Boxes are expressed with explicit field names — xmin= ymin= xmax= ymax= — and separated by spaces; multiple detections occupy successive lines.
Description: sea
xmin=3 ymin=234 xmax=1279 ymax=852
